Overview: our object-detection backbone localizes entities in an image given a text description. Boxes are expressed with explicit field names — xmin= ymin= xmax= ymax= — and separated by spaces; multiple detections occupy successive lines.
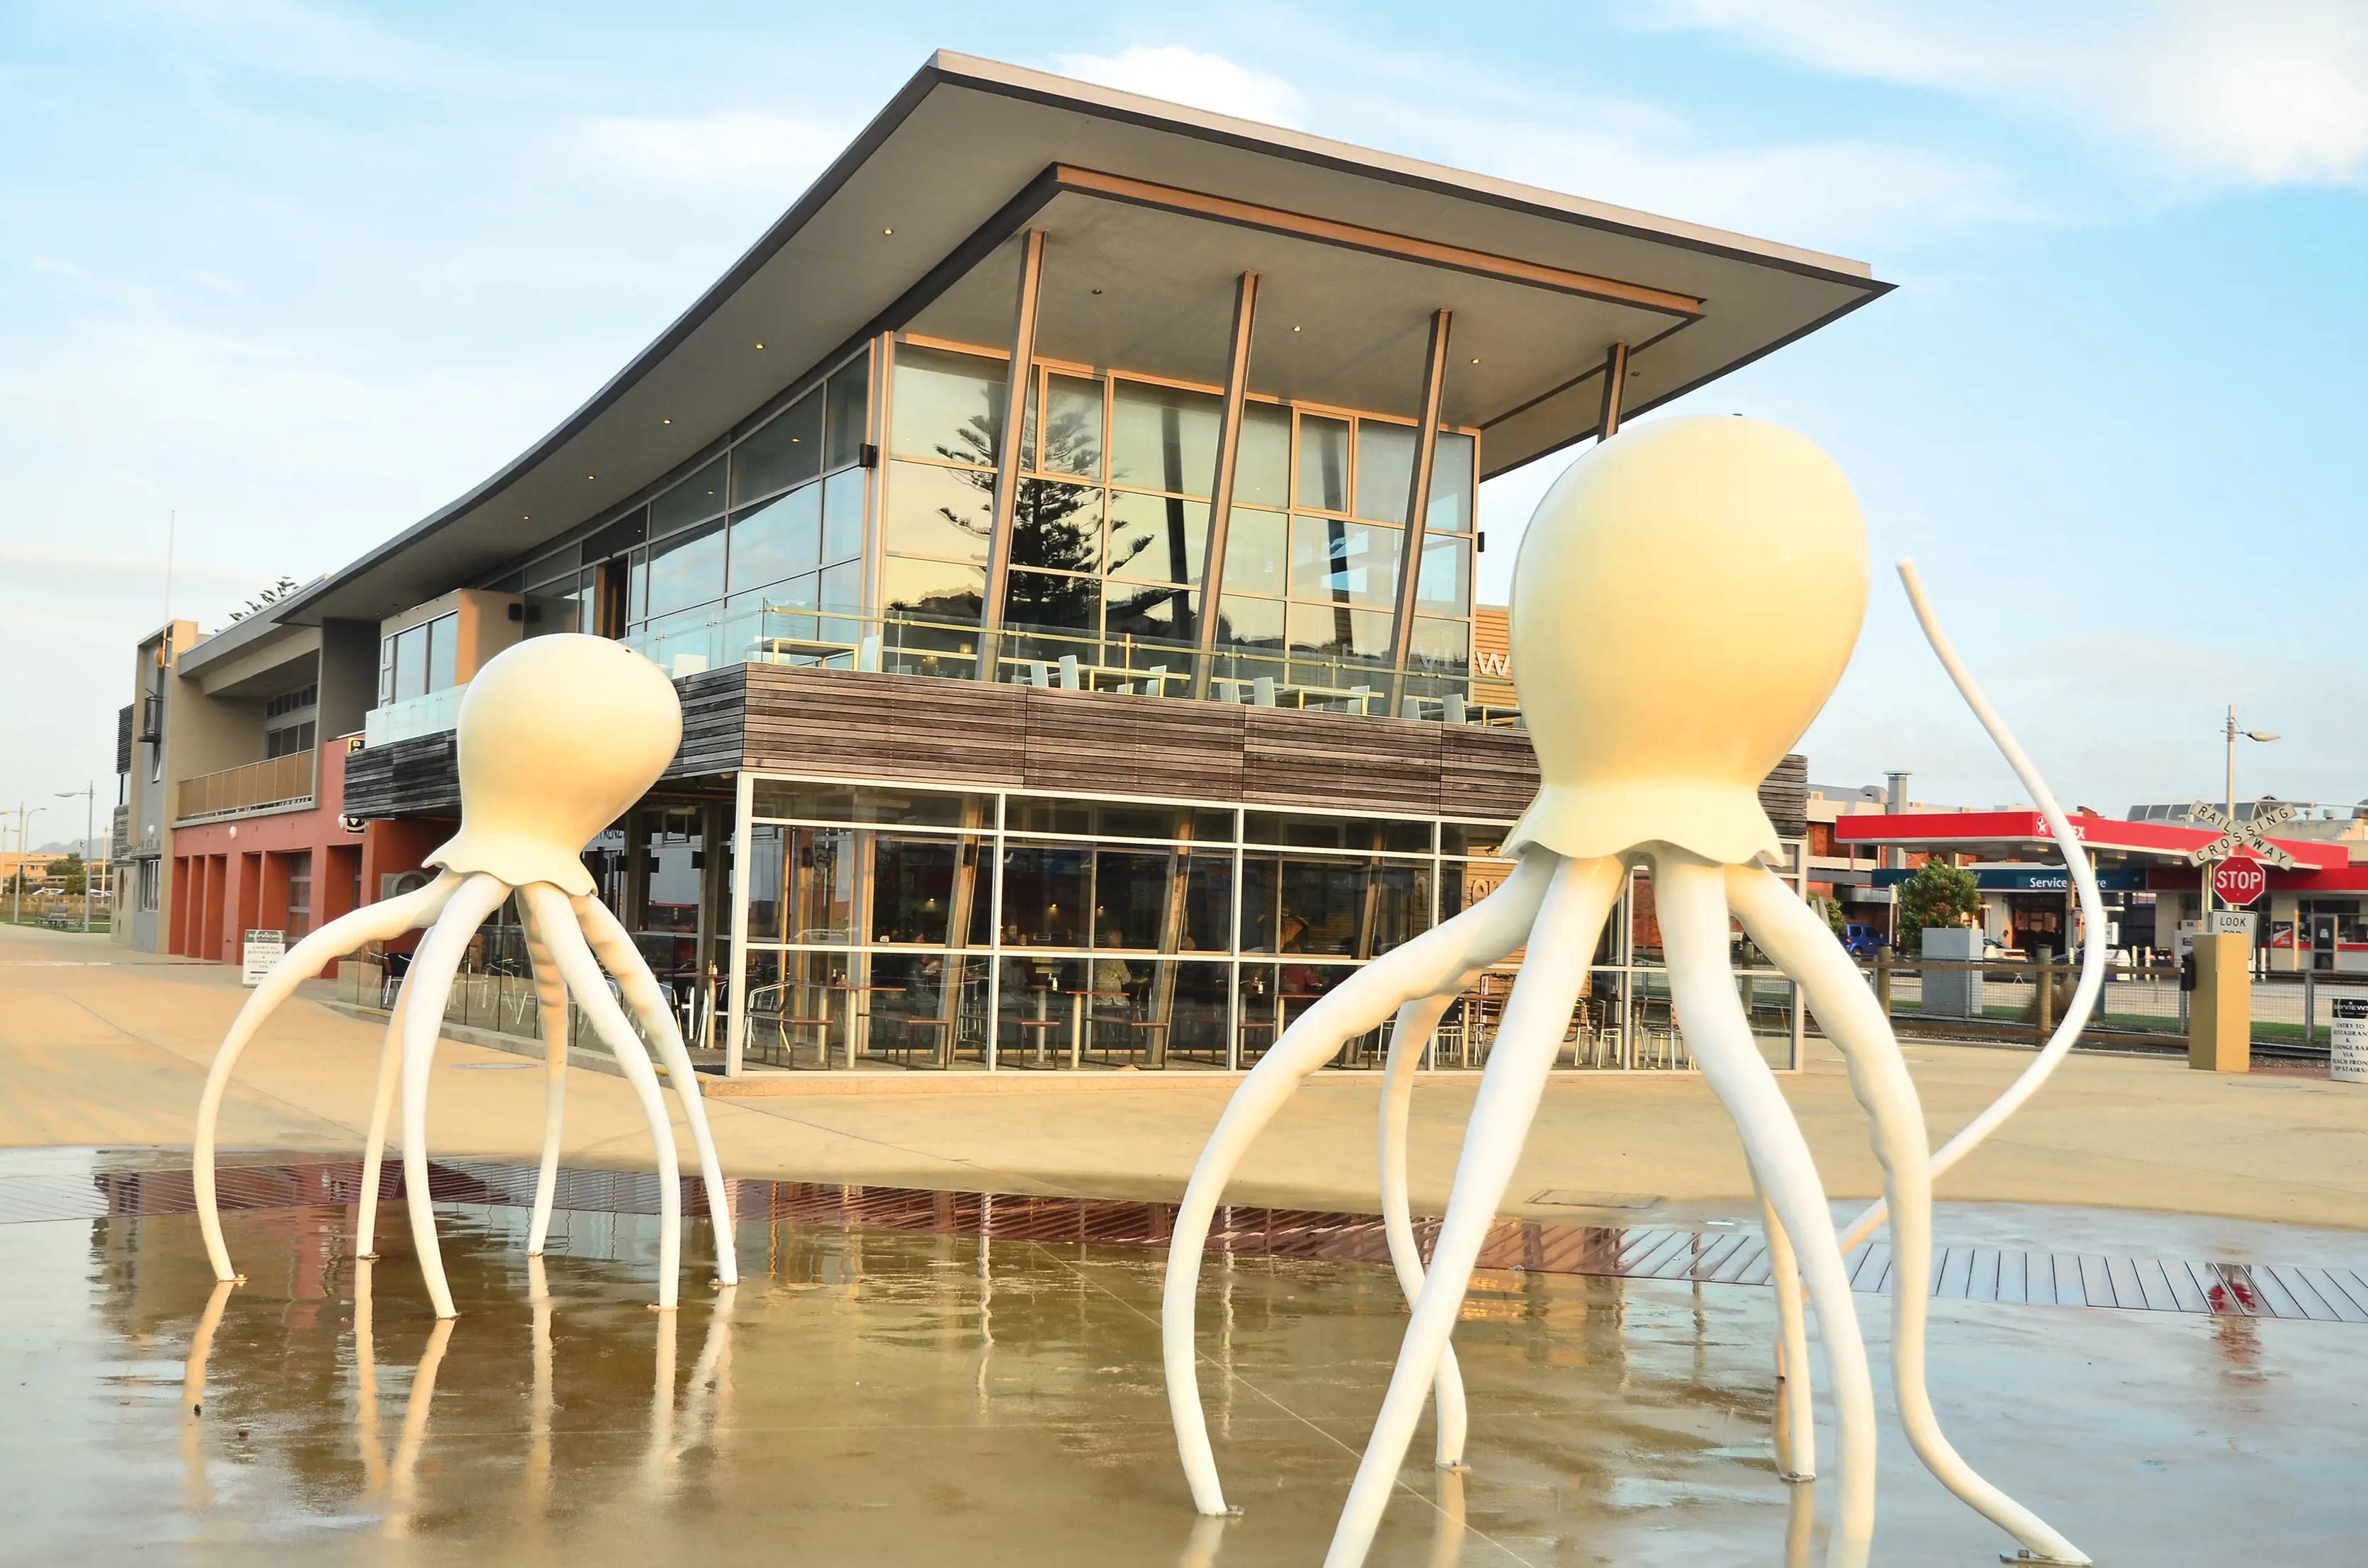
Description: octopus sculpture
xmin=193 ymin=633 xmax=738 ymax=1316
xmin=1161 ymin=417 xmax=2106 ymax=1568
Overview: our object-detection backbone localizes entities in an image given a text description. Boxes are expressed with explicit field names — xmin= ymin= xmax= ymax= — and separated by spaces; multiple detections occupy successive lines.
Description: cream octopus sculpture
xmin=193 ymin=634 xmax=737 ymax=1317
xmin=1162 ymin=417 xmax=2105 ymax=1568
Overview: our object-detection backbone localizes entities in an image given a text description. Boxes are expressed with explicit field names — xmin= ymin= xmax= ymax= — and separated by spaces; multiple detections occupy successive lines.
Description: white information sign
xmin=2202 ymin=910 xmax=2255 ymax=940
xmin=241 ymin=929 xmax=286 ymax=987
xmin=2333 ymin=997 xmax=2368 ymax=1085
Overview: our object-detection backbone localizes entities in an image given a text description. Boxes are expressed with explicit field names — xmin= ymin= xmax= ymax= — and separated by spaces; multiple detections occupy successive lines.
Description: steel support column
xmin=1385 ymin=309 xmax=1453 ymax=706
xmin=1598 ymin=340 xmax=1631 ymax=440
xmin=1191 ymin=272 xmax=1259 ymax=698
xmin=975 ymin=229 xmax=1047 ymax=679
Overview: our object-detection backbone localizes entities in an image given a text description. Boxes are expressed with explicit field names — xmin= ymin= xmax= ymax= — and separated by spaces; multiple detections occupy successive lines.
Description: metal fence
xmin=1839 ymin=951 xmax=2362 ymax=1061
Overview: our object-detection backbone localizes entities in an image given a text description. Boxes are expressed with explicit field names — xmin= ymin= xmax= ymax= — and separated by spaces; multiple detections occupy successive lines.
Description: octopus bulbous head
xmin=1504 ymin=416 xmax=1867 ymax=867
xmin=423 ymin=634 xmax=683 ymax=896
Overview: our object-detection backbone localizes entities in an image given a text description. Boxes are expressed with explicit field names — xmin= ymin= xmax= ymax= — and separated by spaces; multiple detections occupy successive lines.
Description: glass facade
xmin=879 ymin=344 xmax=1479 ymax=706
xmin=492 ymin=331 xmax=1488 ymax=716
xmin=725 ymin=775 xmax=1804 ymax=1076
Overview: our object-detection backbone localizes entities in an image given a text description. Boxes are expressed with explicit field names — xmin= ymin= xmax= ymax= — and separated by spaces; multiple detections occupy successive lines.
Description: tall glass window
xmin=619 ymin=344 xmax=872 ymax=676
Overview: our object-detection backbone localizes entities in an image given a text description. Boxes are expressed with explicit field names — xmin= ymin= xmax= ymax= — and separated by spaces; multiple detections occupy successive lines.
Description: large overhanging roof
xmin=218 ymin=49 xmax=1888 ymax=661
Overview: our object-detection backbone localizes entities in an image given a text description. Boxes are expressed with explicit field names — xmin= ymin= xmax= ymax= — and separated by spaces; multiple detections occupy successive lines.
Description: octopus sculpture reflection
xmin=1162 ymin=417 xmax=2105 ymax=1568
xmin=192 ymin=633 xmax=737 ymax=1316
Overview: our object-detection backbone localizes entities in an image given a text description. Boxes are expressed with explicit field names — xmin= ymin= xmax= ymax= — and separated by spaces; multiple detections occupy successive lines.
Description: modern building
xmin=118 ymin=52 xmax=1893 ymax=1075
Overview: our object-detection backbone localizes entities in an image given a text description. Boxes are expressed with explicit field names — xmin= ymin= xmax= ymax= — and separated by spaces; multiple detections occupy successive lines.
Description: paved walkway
xmin=5 ymin=923 xmax=2363 ymax=1236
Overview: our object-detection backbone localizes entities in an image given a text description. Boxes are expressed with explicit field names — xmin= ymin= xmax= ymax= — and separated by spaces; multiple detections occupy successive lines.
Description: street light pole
xmin=56 ymin=783 xmax=96 ymax=932
xmin=10 ymin=805 xmax=46 ymax=925
xmin=2209 ymin=706 xmax=2280 ymax=915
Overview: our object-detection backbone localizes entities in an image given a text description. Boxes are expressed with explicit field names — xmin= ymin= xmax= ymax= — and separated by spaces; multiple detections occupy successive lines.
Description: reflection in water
xmin=386 ymin=1316 xmax=455 ymax=1538
xmin=59 ymin=1202 xmax=1986 ymax=1566
xmin=355 ymin=1258 xmax=388 ymax=1495
xmin=525 ymin=1253 xmax=553 ymax=1516
xmin=1786 ymin=1476 xmax=1817 ymax=1568
xmin=1426 ymin=1466 xmax=1466 ymax=1568
xmin=180 ymin=1277 xmax=233 ymax=1512
xmin=1177 ymin=1510 xmax=1228 ymax=1568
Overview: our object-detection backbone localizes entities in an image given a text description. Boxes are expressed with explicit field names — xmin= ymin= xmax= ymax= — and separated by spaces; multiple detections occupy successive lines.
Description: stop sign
xmin=2213 ymin=857 xmax=2267 ymax=907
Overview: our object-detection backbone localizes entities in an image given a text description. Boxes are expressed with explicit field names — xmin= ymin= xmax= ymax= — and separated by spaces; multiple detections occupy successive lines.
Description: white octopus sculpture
xmin=1162 ymin=417 xmax=2107 ymax=1568
xmin=193 ymin=633 xmax=738 ymax=1317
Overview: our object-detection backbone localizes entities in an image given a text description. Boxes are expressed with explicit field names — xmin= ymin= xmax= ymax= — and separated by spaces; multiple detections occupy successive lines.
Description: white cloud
xmin=580 ymin=111 xmax=839 ymax=190
xmin=1053 ymin=45 xmax=1305 ymax=129
xmin=1652 ymin=0 xmax=2368 ymax=187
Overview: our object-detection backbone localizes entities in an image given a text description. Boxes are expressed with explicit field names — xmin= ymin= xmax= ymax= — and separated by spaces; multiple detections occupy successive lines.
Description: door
xmin=2313 ymin=913 xmax=2338 ymax=972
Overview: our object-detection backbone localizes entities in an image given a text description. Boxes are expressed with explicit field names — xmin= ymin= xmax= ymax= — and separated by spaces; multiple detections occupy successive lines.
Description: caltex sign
xmin=2211 ymin=857 xmax=2267 ymax=908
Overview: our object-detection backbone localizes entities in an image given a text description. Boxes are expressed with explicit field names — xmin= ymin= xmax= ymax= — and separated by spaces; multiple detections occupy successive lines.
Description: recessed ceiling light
xmin=755 ymin=342 xmax=765 ymax=349
xmin=1292 ymin=325 xmax=1302 ymax=332
xmin=663 ymin=417 xmax=671 ymax=424
xmin=587 ymin=474 xmax=596 ymax=480
xmin=1470 ymin=357 xmax=1481 ymax=364
xmin=521 ymin=514 xmax=531 ymax=521
xmin=883 ymin=227 xmax=893 ymax=235
xmin=1090 ymin=287 xmax=1103 ymax=295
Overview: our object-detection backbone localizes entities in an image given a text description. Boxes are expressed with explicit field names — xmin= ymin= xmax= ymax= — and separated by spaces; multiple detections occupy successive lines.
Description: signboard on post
xmin=2203 ymin=910 xmax=2255 ymax=940
xmin=2334 ymin=997 xmax=2368 ymax=1085
xmin=2211 ymin=857 xmax=2267 ymax=908
xmin=242 ymin=929 xmax=286 ymax=987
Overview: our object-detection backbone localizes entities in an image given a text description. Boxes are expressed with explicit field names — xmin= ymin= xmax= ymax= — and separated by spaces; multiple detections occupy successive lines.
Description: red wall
xmin=168 ymin=738 xmax=455 ymax=971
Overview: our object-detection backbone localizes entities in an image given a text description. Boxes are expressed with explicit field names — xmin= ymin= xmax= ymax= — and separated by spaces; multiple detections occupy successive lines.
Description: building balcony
xmin=363 ymin=684 xmax=470 ymax=748
xmin=349 ymin=609 xmax=1523 ymax=755
xmin=174 ymin=752 xmax=317 ymax=825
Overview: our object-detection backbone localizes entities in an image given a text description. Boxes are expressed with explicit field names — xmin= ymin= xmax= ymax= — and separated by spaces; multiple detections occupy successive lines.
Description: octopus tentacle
xmin=1758 ymin=1180 xmax=1817 ymax=1481
xmin=1659 ymin=852 xmax=1874 ymax=1568
xmin=1163 ymin=849 xmax=1560 ymax=1516
xmin=573 ymin=893 xmax=738 ymax=1285
xmin=1324 ymin=854 xmax=1624 ymax=1568
xmin=1841 ymin=562 xmax=2107 ymax=1254
xmin=1378 ymin=984 xmax=1477 ymax=1468
xmin=1732 ymin=862 xmax=2090 ymax=1564
xmin=521 ymin=883 xmax=686 ymax=1310
xmin=196 ymin=872 xmax=461 ymax=1284
xmin=354 ymin=986 xmax=407 ymax=1259
xmin=397 ymin=873 xmax=514 ymax=1318
xmin=519 ymin=901 xmax=572 ymax=1257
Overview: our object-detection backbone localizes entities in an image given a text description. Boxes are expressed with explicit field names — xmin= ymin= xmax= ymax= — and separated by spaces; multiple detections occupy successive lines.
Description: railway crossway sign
xmin=2184 ymin=801 xmax=2299 ymax=870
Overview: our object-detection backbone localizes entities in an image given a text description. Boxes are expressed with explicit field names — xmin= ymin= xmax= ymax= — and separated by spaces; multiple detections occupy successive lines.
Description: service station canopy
xmin=1837 ymin=811 xmax=2367 ymax=894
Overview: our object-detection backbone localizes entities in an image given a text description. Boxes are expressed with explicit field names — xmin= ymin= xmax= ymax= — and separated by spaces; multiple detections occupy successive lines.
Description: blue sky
xmin=4 ymin=1 xmax=2364 ymax=847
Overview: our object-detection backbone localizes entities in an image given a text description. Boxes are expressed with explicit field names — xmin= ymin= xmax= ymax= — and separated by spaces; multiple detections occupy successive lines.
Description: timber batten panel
xmin=342 ymin=732 xmax=461 ymax=819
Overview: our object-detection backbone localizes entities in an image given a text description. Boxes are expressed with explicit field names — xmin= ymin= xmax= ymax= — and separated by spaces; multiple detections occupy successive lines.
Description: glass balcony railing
xmin=629 ymin=604 xmax=1522 ymax=726
xmin=356 ymin=607 xmax=1519 ymax=752
xmin=364 ymin=685 xmax=470 ymax=748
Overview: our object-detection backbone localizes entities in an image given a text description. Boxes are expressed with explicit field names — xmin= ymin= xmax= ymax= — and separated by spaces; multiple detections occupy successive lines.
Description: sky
xmin=3 ymin=0 xmax=2364 ymax=850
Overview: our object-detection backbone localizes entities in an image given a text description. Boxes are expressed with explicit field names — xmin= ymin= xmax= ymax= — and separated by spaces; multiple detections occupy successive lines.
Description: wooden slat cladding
xmin=1244 ymin=709 xmax=1443 ymax=814
xmin=740 ymin=665 xmax=1027 ymax=786
xmin=1021 ymin=687 xmax=1245 ymax=799
xmin=342 ymin=732 xmax=461 ymax=819
xmin=1758 ymin=750 xmax=1809 ymax=840
xmin=342 ymin=658 xmax=1806 ymax=835
xmin=670 ymin=665 xmax=751 ymax=779
xmin=1440 ymin=725 xmax=1542 ymax=819
xmin=1471 ymin=605 xmax=1516 ymax=707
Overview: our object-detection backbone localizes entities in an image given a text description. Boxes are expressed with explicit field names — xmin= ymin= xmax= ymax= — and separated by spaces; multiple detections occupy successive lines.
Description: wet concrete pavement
xmin=6 ymin=1199 xmax=2364 ymax=1567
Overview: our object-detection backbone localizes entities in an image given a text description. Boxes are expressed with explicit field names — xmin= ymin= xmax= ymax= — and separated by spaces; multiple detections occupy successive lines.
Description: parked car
xmin=1841 ymin=923 xmax=1883 ymax=959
